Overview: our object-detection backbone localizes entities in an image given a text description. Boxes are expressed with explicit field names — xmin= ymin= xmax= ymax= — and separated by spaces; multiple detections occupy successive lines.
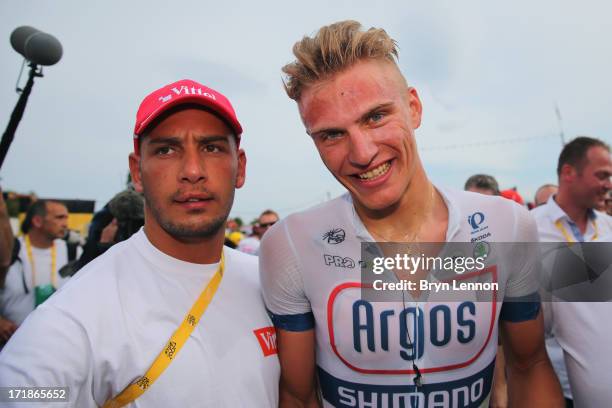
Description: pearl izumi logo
xmin=158 ymin=85 xmax=218 ymax=104
xmin=468 ymin=211 xmax=490 ymax=241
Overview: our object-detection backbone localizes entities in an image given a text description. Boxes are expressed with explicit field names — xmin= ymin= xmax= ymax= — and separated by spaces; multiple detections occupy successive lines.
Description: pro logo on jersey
xmin=253 ymin=326 xmax=278 ymax=357
xmin=323 ymin=228 xmax=346 ymax=244
xmin=324 ymin=254 xmax=355 ymax=268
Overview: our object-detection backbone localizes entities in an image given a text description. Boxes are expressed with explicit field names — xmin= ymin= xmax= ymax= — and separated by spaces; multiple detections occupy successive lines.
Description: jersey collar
xmin=347 ymin=185 xmax=460 ymax=242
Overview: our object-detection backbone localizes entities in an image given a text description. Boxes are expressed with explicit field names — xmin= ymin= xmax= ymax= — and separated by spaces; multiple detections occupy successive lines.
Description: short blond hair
xmin=282 ymin=20 xmax=400 ymax=101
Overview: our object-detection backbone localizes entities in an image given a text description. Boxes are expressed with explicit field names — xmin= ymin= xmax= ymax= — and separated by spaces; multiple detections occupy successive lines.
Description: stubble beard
xmin=143 ymin=185 xmax=234 ymax=241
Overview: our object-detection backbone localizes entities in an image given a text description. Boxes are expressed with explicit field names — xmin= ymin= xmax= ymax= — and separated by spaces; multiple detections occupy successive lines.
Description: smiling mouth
xmin=357 ymin=161 xmax=391 ymax=181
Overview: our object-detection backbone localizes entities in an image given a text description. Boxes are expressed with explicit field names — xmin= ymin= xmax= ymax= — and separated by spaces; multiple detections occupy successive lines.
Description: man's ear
xmin=407 ymin=87 xmax=423 ymax=129
xmin=32 ymin=214 xmax=44 ymax=229
xmin=129 ymin=153 xmax=143 ymax=193
xmin=559 ymin=163 xmax=577 ymax=183
xmin=235 ymin=149 xmax=246 ymax=189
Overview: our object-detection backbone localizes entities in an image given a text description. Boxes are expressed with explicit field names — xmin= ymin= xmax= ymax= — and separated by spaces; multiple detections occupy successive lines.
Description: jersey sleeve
xmin=500 ymin=203 xmax=541 ymax=322
xmin=259 ymin=220 xmax=314 ymax=331
xmin=0 ymin=305 xmax=95 ymax=407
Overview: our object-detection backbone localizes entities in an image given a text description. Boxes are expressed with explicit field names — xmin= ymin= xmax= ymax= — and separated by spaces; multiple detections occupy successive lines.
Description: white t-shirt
xmin=0 ymin=229 xmax=279 ymax=407
xmin=260 ymin=188 xmax=541 ymax=408
xmin=531 ymin=196 xmax=612 ymax=407
xmin=238 ymin=236 xmax=261 ymax=256
xmin=0 ymin=237 xmax=72 ymax=325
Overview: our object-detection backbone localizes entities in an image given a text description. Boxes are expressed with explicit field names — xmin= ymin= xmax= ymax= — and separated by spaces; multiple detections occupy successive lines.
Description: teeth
xmin=358 ymin=162 xmax=391 ymax=180
xmin=187 ymin=198 xmax=201 ymax=202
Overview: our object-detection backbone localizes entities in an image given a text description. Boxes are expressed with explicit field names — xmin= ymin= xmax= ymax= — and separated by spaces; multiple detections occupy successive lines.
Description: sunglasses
xmin=258 ymin=222 xmax=276 ymax=228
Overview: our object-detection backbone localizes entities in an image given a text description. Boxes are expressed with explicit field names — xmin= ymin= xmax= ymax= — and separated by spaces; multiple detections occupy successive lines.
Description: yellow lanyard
xmin=103 ymin=252 xmax=225 ymax=408
xmin=24 ymin=235 xmax=57 ymax=288
xmin=554 ymin=219 xmax=598 ymax=243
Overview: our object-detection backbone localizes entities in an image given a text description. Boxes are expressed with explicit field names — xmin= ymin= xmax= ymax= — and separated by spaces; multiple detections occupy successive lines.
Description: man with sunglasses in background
xmin=238 ymin=209 xmax=279 ymax=256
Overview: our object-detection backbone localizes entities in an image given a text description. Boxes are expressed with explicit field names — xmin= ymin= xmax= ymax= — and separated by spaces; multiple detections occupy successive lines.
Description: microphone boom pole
xmin=0 ymin=63 xmax=40 ymax=170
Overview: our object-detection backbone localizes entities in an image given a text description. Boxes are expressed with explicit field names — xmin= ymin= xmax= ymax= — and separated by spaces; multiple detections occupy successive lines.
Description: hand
xmin=100 ymin=218 xmax=118 ymax=243
xmin=0 ymin=187 xmax=8 ymax=218
xmin=0 ymin=316 xmax=17 ymax=342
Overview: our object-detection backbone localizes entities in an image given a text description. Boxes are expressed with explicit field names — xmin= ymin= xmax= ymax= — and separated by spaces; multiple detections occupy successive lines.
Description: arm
xmin=277 ymin=328 xmax=320 ymax=407
xmin=0 ymin=305 xmax=93 ymax=407
xmin=497 ymin=203 xmax=563 ymax=406
xmin=0 ymin=189 xmax=14 ymax=287
xmin=259 ymin=220 xmax=320 ymax=407
xmin=490 ymin=344 xmax=508 ymax=408
xmin=0 ymin=316 xmax=18 ymax=344
xmin=501 ymin=310 xmax=564 ymax=407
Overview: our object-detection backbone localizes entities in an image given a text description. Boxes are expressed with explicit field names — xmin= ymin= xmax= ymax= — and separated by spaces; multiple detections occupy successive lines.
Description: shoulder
xmin=441 ymin=187 xmax=536 ymax=241
xmin=529 ymin=201 xmax=553 ymax=222
xmin=225 ymin=246 xmax=258 ymax=269
xmin=263 ymin=194 xmax=351 ymax=247
xmin=443 ymin=187 xmax=518 ymax=213
xmin=594 ymin=210 xmax=612 ymax=227
xmin=442 ymin=187 xmax=529 ymax=223
xmin=223 ymin=246 xmax=259 ymax=281
xmin=44 ymin=235 xmax=139 ymax=311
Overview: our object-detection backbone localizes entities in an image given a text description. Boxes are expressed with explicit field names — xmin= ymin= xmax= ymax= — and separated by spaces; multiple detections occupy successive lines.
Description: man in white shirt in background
xmin=531 ymin=136 xmax=612 ymax=408
xmin=238 ymin=209 xmax=279 ymax=255
xmin=0 ymin=200 xmax=72 ymax=331
xmin=0 ymin=79 xmax=279 ymax=407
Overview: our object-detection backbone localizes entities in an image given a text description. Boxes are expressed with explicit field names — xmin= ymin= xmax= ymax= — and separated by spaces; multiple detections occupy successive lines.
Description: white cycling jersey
xmin=260 ymin=187 xmax=540 ymax=408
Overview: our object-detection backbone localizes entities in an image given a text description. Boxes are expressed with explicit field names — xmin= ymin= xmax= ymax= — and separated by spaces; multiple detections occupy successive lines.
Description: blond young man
xmin=260 ymin=21 xmax=563 ymax=408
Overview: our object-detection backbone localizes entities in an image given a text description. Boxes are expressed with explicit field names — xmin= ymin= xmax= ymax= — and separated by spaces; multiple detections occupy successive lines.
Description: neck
xmin=27 ymin=229 xmax=54 ymax=249
xmin=358 ymin=171 xmax=445 ymax=242
xmin=144 ymin=222 xmax=225 ymax=264
xmin=555 ymin=188 xmax=589 ymax=227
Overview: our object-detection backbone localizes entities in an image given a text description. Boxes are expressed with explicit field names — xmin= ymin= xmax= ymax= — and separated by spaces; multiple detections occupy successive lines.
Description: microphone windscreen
xmin=10 ymin=26 xmax=38 ymax=56
xmin=24 ymin=31 xmax=63 ymax=66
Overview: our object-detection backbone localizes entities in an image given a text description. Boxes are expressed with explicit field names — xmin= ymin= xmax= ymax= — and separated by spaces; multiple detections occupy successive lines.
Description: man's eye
xmin=155 ymin=146 xmax=174 ymax=155
xmin=369 ymin=112 xmax=385 ymax=123
xmin=204 ymin=144 xmax=222 ymax=153
xmin=321 ymin=131 xmax=344 ymax=141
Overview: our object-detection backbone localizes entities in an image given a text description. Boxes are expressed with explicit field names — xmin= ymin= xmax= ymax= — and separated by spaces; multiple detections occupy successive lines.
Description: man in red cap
xmin=0 ymin=79 xmax=279 ymax=407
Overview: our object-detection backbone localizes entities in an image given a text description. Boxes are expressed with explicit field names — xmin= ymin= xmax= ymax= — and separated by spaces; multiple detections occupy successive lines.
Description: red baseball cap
xmin=500 ymin=189 xmax=524 ymax=205
xmin=133 ymin=79 xmax=242 ymax=152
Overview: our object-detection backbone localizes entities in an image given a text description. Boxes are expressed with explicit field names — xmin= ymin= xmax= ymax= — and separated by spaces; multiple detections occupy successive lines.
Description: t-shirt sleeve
xmin=500 ymin=203 xmax=541 ymax=322
xmin=259 ymin=220 xmax=314 ymax=331
xmin=0 ymin=305 xmax=93 ymax=407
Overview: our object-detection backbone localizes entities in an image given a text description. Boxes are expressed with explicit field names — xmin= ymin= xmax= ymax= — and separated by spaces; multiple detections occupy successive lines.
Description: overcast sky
xmin=1 ymin=0 xmax=610 ymax=221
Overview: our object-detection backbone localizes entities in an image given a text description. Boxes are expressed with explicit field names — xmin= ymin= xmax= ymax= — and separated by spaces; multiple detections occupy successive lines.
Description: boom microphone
xmin=10 ymin=26 xmax=62 ymax=66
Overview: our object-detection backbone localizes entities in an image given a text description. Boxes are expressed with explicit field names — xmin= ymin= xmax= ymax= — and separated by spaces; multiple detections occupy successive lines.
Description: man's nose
xmin=180 ymin=147 xmax=206 ymax=183
xmin=347 ymin=129 xmax=378 ymax=167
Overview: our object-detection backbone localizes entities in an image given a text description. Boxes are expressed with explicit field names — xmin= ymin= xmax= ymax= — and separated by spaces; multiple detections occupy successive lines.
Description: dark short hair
xmin=464 ymin=174 xmax=500 ymax=195
xmin=557 ymin=136 xmax=610 ymax=176
xmin=21 ymin=200 xmax=47 ymax=234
